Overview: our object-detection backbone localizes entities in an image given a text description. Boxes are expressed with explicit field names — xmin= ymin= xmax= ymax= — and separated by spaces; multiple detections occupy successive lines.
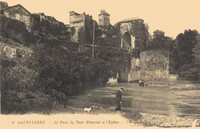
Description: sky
xmin=3 ymin=0 xmax=200 ymax=38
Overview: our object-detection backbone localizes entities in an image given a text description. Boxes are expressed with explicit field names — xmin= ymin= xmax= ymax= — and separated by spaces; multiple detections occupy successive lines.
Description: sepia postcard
xmin=0 ymin=0 xmax=200 ymax=129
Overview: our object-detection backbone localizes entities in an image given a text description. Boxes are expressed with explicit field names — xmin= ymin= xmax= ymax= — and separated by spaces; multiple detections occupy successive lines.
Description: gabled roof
xmin=99 ymin=9 xmax=110 ymax=16
xmin=1 ymin=4 xmax=32 ymax=15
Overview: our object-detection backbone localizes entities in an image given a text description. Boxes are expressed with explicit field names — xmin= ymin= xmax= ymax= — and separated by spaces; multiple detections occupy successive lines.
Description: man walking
xmin=115 ymin=88 xmax=124 ymax=111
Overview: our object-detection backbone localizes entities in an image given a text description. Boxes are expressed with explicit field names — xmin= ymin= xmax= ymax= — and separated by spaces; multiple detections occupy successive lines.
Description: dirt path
xmin=51 ymin=81 xmax=200 ymax=127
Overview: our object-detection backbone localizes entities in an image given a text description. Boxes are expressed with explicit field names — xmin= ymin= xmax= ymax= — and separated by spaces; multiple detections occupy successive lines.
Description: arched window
xmin=122 ymin=32 xmax=131 ymax=52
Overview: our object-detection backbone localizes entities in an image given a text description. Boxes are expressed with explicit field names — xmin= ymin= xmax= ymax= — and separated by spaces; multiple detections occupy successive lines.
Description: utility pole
xmin=92 ymin=21 xmax=95 ymax=59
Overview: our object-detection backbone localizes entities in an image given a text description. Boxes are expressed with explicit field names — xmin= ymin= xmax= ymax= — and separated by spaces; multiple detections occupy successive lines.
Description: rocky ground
xmin=128 ymin=113 xmax=198 ymax=127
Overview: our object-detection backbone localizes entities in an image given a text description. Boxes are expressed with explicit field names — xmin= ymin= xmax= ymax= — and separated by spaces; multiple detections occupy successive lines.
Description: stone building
xmin=98 ymin=9 xmax=110 ymax=27
xmin=98 ymin=10 xmax=116 ymax=37
xmin=0 ymin=4 xmax=33 ymax=31
xmin=115 ymin=18 xmax=149 ymax=82
xmin=69 ymin=11 xmax=95 ymax=44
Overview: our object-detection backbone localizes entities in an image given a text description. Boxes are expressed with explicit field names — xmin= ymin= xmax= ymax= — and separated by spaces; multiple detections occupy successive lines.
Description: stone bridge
xmin=116 ymin=19 xmax=145 ymax=83
xmin=114 ymin=18 xmax=169 ymax=85
xmin=70 ymin=16 xmax=169 ymax=86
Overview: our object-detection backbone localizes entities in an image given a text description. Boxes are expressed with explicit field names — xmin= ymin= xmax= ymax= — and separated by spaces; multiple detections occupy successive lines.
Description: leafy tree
xmin=146 ymin=30 xmax=173 ymax=50
xmin=33 ymin=41 xmax=122 ymax=95
xmin=32 ymin=14 xmax=69 ymax=42
xmin=172 ymin=29 xmax=199 ymax=80
xmin=1 ymin=47 xmax=53 ymax=114
xmin=175 ymin=29 xmax=198 ymax=67
xmin=193 ymin=35 xmax=200 ymax=78
xmin=0 ymin=15 xmax=35 ymax=44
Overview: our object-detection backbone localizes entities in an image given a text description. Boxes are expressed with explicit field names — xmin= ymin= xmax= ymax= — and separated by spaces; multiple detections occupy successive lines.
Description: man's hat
xmin=120 ymin=88 xmax=124 ymax=91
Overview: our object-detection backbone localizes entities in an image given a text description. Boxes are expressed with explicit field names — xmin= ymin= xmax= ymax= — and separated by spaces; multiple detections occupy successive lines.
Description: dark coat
xmin=116 ymin=90 xmax=122 ymax=103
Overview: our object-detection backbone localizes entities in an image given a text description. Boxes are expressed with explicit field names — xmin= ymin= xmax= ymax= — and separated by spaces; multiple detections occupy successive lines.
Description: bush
xmin=1 ymin=43 xmax=53 ymax=114
xmin=178 ymin=63 xmax=199 ymax=81
xmin=1 ymin=37 xmax=129 ymax=113
xmin=0 ymin=15 xmax=35 ymax=44
xmin=1 ymin=90 xmax=52 ymax=114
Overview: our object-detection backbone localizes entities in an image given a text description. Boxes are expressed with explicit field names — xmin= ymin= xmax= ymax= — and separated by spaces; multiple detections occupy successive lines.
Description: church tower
xmin=98 ymin=9 xmax=110 ymax=27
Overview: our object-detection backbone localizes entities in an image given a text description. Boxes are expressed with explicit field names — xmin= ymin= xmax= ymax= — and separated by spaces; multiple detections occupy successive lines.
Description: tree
xmin=173 ymin=29 xmax=199 ymax=80
xmin=193 ymin=35 xmax=200 ymax=78
xmin=146 ymin=30 xmax=173 ymax=50
xmin=175 ymin=29 xmax=198 ymax=67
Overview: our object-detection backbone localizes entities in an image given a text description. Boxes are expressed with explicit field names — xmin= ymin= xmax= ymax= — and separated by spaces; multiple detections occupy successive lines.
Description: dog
xmin=138 ymin=79 xmax=145 ymax=87
xmin=83 ymin=106 xmax=93 ymax=113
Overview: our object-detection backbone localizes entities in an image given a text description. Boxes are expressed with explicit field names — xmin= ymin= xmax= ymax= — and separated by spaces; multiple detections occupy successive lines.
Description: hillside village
xmin=0 ymin=1 xmax=200 ymax=127
xmin=0 ymin=1 xmax=118 ymax=44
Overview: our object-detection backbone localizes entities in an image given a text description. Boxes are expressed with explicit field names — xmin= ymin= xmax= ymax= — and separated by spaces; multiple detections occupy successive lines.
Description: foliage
xmin=95 ymin=36 xmax=120 ymax=47
xmin=1 ymin=55 xmax=37 ymax=92
xmin=146 ymin=30 xmax=173 ymax=51
xmin=0 ymin=15 xmax=34 ymax=44
xmin=1 ymin=54 xmax=53 ymax=113
xmin=174 ymin=29 xmax=198 ymax=67
xmin=171 ymin=29 xmax=199 ymax=80
xmin=1 ymin=90 xmax=52 ymax=114
xmin=32 ymin=14 xmax=69 ymax=42
xmin=32 ymin=41 xmax=122 ymax=96
xmin=178 ymin=63 xmax=199 ymax=81
xmin=193 ymin=35 xmax=200 ymax=78
xmin=98 ymin=24 xmax=116 ymax=37
xmin=129 ymin=19 xmax=149 ymax=52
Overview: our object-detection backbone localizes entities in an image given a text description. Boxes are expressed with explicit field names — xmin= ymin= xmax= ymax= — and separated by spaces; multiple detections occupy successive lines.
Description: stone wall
xmin=99 ymin=15 xmax=110 ymax=27
xmin=140 ymin=50 xmax=169 ymax=86
xmin=128 ymin=58 xmax=140 ymax=82
xmin=69 ymin=11 xmax=86 ymax=43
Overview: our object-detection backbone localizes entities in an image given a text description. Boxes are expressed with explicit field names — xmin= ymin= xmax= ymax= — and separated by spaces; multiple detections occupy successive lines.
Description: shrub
xmin=178 ymin=63 xmax=199 ymax=81
xmin=1 ymin=90 xmax=52 ymax=114
xmin=0 ymin=15 xmax=35 ymax=44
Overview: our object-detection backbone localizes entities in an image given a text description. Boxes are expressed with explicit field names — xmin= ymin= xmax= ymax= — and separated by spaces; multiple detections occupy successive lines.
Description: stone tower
xmin=69 ymin=11 xmax=94 ymax=44
xmin=98 ymin=9 xmax=110 ymax=27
